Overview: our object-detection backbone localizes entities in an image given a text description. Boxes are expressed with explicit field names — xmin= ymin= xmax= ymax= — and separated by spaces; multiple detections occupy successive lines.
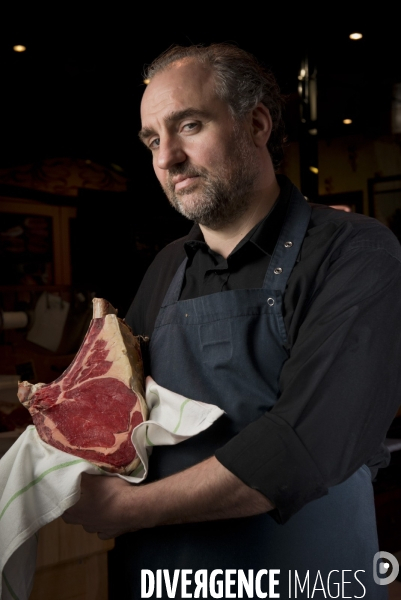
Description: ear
xmin=250 ymin=103 xmax=272 ymax=148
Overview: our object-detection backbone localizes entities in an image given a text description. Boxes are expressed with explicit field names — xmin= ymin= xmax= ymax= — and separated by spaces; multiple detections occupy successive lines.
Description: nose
xmin=156 ymin=135 xmax=186 ymax=170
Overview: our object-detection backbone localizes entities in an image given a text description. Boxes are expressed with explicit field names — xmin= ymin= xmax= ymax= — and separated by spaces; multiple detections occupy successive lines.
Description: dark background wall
xmin=1 ymin=8 xmax=400 ymax=312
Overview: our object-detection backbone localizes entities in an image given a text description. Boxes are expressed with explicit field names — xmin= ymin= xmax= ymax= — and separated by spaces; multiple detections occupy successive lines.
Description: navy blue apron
xmin=115 ymin=187 xmax=386 ymax=599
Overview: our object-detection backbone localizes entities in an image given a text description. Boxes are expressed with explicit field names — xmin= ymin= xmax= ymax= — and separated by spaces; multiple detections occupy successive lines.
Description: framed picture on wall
xmin=368 ymin=175 xmax=401 ymax=243
xmin=0 ymin=197 xmax=76 ymax=286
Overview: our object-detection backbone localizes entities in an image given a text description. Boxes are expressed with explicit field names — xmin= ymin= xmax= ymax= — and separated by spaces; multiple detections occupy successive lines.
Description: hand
xmin=62 ymin=473 xmax=138 ymax=540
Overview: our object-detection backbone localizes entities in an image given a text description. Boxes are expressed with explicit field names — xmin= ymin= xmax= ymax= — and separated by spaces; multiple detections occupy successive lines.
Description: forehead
xmin=140 ymin=59 xmax=221 ymax=124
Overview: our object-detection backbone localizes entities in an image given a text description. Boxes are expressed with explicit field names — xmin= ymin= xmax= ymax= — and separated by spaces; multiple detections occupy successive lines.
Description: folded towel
xmin=0 ymin=377 xmax=224 ymax=600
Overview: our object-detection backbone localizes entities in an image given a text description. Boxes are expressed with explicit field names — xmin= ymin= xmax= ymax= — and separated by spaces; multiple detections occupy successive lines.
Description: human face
xmin=139 ymin=60 xmax=259 ymax=229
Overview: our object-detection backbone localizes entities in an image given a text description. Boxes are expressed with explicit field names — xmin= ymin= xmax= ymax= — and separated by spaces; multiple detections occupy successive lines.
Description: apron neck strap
xmin=263 ymin=187 xmax=311 ymax=291
xmin=161 ymin=258 xmax=188 ymax=307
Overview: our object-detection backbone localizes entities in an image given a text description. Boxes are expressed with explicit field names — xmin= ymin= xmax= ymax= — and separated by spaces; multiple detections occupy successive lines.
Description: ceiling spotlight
xmin=309 ymin=166 xmax=319 ymax=174
xmin=143 ymin=79 xmax=150 ymax=85
xmin=13 ymin=45 xmax=26 ymax=52
xmin=349 ymin=32 xmax=363 ymax=40
xmin=309 ymin=128 xmax=318 ymax=135
xmin=343 ymin=118 xmax=353 ymax=125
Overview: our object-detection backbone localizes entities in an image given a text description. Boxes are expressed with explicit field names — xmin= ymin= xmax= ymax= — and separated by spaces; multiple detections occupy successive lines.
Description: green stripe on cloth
xmin=2 ymin=571 xmax=20 ymax=600
xmin=173 ymin=398 xmax=191 ymax=434
xmin=130 ymin=464 xmax=144 ymax=477
xmin=145 ymin=426 xmax=154 ymax=447
xmin=148 ymin=389 xmax=160 ymax=407
xmin=0 ymin=458 xmax=85 ymax=522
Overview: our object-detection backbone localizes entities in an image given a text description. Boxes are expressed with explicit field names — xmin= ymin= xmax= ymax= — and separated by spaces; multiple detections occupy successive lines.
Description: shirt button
xmin=267 ymin=298 xmax=275 ymax=306
xmin=284 ymin=241 xmax=293 ymax=248
xmin=274 ymin=267 xmax=283 ymax=275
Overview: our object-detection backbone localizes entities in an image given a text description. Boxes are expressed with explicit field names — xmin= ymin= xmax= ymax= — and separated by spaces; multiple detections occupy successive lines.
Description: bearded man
xmin=64 ymin=44 xmax=401 ymax=598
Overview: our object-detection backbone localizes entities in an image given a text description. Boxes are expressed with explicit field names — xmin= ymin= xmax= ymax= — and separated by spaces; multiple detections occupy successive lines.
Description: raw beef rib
xmin=18 ymin=298 xmax=147 ymax=474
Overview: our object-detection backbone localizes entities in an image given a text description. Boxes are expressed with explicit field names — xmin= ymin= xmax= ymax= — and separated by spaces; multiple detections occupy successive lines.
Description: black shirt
xmin=125 ymin=175 xmax=401 ymax=522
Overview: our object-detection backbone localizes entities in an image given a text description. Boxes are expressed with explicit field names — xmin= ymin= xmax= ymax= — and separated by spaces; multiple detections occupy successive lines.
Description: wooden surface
xmin=36 ymin=518 xmax=114 ymax=568
xmin=30 ymin=553 xmax=109 ymax=600
xmin=30 ymin=518 xmax=114 ymax=600
xmin=0 ymin=341 xmax=76 ymax=384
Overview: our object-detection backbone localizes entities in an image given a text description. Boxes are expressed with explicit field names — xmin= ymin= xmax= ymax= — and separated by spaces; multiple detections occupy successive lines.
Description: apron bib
xmin=113 ymin=187 xmax=386 ymax=599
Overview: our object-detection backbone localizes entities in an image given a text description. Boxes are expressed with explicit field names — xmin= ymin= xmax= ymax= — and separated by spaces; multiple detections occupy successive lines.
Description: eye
xmin=182 ymin=121 xmax=199 ymax=133
xmin=148 ymin=137 xmax=160 ymax=150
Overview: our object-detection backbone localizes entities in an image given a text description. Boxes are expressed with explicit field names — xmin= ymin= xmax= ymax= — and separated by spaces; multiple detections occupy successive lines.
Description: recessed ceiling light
xmin=309 ymin=166 xmax=319 ymax=174
xmin=309 ymin=128 xmax=318 ymax=135
xmin=343 ymin=119 xmax=353 ymax=125
xmin=349 ymin=33 xmax=363 ymax=40
xmin=143 ymin=79 xmax=150 ymax=85
xmin=13 ymin=45 xmax=26 ymax=52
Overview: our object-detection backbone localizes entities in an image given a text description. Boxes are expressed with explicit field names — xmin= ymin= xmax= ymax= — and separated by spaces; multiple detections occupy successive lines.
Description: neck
xmin=199 ymin=176 xmax=280 ymax=258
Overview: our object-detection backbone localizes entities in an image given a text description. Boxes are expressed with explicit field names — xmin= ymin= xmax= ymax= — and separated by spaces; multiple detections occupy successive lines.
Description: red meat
xmin=18 ymin=299 xmax=147 ymax=474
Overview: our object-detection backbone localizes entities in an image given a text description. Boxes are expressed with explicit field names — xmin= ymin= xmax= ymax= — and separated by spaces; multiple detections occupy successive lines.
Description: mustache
xmin=167 ymin=164 xmax=207 ymax=180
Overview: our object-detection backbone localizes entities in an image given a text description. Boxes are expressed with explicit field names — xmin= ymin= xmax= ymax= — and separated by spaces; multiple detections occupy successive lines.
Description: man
xmin=64 ymin=44 xmax=401 ymax=598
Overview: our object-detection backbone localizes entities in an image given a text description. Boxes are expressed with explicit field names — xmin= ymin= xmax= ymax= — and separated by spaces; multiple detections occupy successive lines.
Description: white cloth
xmin=0 ymin=377 xmax=224 ymax=600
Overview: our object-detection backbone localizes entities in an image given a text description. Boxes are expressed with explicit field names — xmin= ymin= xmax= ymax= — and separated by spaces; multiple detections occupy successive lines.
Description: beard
xmin=161 ymin=127 xmax=259 ymax=230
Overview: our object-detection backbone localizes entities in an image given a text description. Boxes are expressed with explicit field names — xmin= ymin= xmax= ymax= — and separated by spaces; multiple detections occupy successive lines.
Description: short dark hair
xmin=144 ymin=43 xmax=286 ymax=169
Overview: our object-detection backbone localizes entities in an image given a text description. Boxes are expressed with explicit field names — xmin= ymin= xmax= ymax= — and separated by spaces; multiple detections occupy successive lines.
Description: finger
xmin=97 ymin=532 xmax=113 ymax=540
xmin=82 ymin=525 xmax=99 ymax=534
xmin=62 ymin=512 xmax=76 ymax=525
